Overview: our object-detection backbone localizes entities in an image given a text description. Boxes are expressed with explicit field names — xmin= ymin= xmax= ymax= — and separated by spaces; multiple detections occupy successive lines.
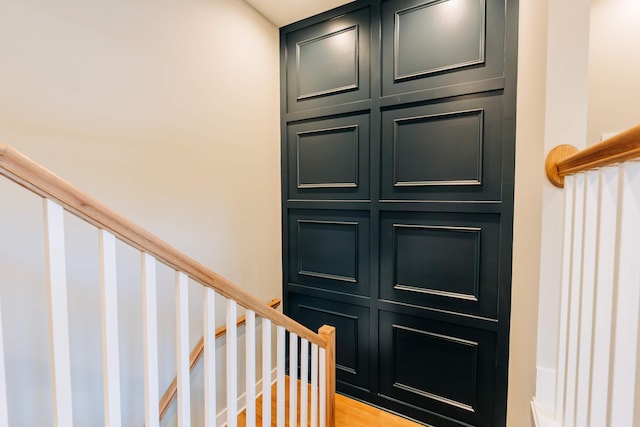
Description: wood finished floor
xmin=237 ymin=378 xmax=422 ymax=427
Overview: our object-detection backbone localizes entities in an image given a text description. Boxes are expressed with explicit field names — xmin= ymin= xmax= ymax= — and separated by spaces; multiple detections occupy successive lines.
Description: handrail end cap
xmin=545 ymin=144 xmax=578 ymax=188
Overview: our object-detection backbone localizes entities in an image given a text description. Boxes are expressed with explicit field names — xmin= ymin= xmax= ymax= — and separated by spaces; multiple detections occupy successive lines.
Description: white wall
xmin=588 ymin=0 xmax=640 ymax=144
xmin=0 ymin=0 xmax=280 ymax=425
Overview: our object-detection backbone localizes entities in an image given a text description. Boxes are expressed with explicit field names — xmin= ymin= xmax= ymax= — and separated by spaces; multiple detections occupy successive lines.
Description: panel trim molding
xmin=296 ymin=125 xmax=360 ymax=189
xmin=392 ymin=224 xmax=481 ymax=301
xmin=299 ymin=304 xmax=360 ymax=375
xmin=391 ymin=324 xmax=478 ymax=412
xmin=392 ymin=109 xmax=485 ymax=187
xmin=393 ymin=0 xmax=487 ymax=82
xmin=296 ymin=25 xmax=360 ymax=100
xmin=297 ymin=220 xmax=359 ymax=283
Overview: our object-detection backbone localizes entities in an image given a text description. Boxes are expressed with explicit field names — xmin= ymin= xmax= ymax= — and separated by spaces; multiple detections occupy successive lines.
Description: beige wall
xmin=588 ymin=0 xmax=640 ymax=144
xmin=507 ymin=0 xmax=550 ymax=425
xmin=0 ymin=0 xmax=280 ymax=424
xmin=512 ymin=0 xmax=594 ymax=423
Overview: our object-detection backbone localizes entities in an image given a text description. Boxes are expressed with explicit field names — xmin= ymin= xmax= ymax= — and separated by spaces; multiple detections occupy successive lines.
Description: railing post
xmin=319 ymin=325 xmax=336 ymax=427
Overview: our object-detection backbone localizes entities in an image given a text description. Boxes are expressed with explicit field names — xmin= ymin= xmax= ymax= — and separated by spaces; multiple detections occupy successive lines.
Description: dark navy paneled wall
xmin=280 ymin=1 xmax=518 ymax=425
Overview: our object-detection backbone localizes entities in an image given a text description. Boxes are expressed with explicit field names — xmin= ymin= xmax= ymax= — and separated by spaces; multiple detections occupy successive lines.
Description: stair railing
xmin=541 ymin=124 xmax=640 ymax=426
xmin=159 ymin=298 xmax=282 ymax=421
xmin=0 ymin=145 xmax=336 ymax=427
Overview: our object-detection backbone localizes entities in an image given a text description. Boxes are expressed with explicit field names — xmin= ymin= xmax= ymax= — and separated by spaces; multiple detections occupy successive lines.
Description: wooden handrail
xmin=0 ymin=145 xmax=324 ymax=347
xmin=158 ymin=298 xmax=281 ymax=420
xmin=545 ymin=124 xmax=640 ymax=187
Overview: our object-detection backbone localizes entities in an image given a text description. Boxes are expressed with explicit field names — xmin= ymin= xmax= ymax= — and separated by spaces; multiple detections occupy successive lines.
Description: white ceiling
xmin=245 ymin=0 xmax=355 ymax=27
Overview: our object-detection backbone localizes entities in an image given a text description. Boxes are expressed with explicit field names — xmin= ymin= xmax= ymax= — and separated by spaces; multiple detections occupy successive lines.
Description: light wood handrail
xmin=0 ymin=145 xmax=325 ymax=347
xmin=158 ymin=298 xmax=281 ymax=420
xmin=545 ymin=124 xmax=640 ymax=187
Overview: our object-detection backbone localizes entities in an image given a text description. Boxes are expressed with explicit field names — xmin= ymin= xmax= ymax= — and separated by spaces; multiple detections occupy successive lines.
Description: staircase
xmin=535 ymin=124 xmax=640 ymax=426
xmin=0 ymin=145 xmax=336 ymax=426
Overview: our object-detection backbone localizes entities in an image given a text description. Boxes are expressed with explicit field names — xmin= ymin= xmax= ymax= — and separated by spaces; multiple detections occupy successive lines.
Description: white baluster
xmin=320 ymin=347 xmax=326 ymax=427
xmin=245 ymin=310 xmax=256 ymax=427
xmin=289 ymin=332 xmax=298 ymax=427
xmin=563 ymin=173 xmax=585 ymax=427
xmin=204 ymin=288 xmax=216 ymax=427
xmin=142 ymin=253 xmax=159 ymax=427
xmin=555 ymin=174 xmax=575 ymax=421
xmin=226 ymin=300 xmax=238 ymax=427
xmin=311 ymin=344 xmax=318 ymax=427
xmin=176 ymin=272 xmax=190 ymax=427
xmin=555 ymin=173 xmax=583 ymax=425
xmin=277 ymin=326 xmax=286 ymax=427
xmin=43 ymin=199 xmax=74 ymax=427
xmin=0 ymin=301 xmax=9 ymax=427
xmin=589 ymin=167 xmax=619 ymax=426
xmin=300 ymin=339 xmax=309 ymax=427
xmin=262 ymin=318 xmax=272 ymax=427
xmin=575 ymin=170 xmax=599 ymax=426
xmin=610 ymin=162 xmax=640 ymax=426
xmin=99 ymin=230 xmax=121 ymax=427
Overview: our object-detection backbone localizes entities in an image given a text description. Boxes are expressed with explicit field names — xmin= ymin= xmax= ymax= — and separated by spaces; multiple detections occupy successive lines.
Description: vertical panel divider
xmin=176 ymin=272 xmax=191 ymax=427
xmin=204 ymin=288 xmax=217 ymax=427
xmin=142 ymin=252 xmax=159 ymax=427
xmin=226 ymin=300 xmax=238 ymax=427
xmin=99 ymin=230 xmax=122 ymax=427
xmin=245 ymin=310 xmax=257 ymax=426
xmin=43 ymin=199 xmax=74 ymax=427
xmin=262 ymin=318 xmax=272 ymax=427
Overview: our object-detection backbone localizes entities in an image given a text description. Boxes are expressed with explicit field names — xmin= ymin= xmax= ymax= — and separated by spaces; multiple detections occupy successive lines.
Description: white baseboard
xmin=531 ymin=399 xmax=561 ymax=427
xmin=535 ymin=365 xmax=556 ymax=410
xmin=216 ymin=367 xmax=278 ymax=427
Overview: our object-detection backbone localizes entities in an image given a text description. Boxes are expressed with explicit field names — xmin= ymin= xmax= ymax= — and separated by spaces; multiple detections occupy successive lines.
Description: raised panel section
xmin=288 ymin=113 xmax=370 ymax=200
xmin=289 ymin=210 xmax=370 ymax=296
xmin=395 ymin=0 xmax=485 ymax=81
xmin=298 ymin=220 xmax=358 ymax=282
xmin=382 ymin=0 xmax=505 ymax=100
xmin=393 ymin=325 xmax=478 ymax=411
xmin=380 ymin=212 xmax=500 ymax=319
xmin=381 ymin=92 xmax=503 ymax=201
xmin=394 ymin=110 xmax=483 ymax=186
xmin=284 ymin=7 xmax=371 ymax=113
xmin=379 ymin=310 xmax=496 ymax=426
xmin=297 ymin=26 xmax=359 ymax=100
xmin=394 ymin=225 xmax=480 ymax=300
xmin=298 ymin=126 xmax=358 ymax=188
xmin=288 ymin=292 xmax=370 ymax=390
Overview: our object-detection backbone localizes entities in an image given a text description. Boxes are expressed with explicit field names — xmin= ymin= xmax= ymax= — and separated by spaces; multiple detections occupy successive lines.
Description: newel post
xmin=319 ymin=325 xmax=336 ymax=427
